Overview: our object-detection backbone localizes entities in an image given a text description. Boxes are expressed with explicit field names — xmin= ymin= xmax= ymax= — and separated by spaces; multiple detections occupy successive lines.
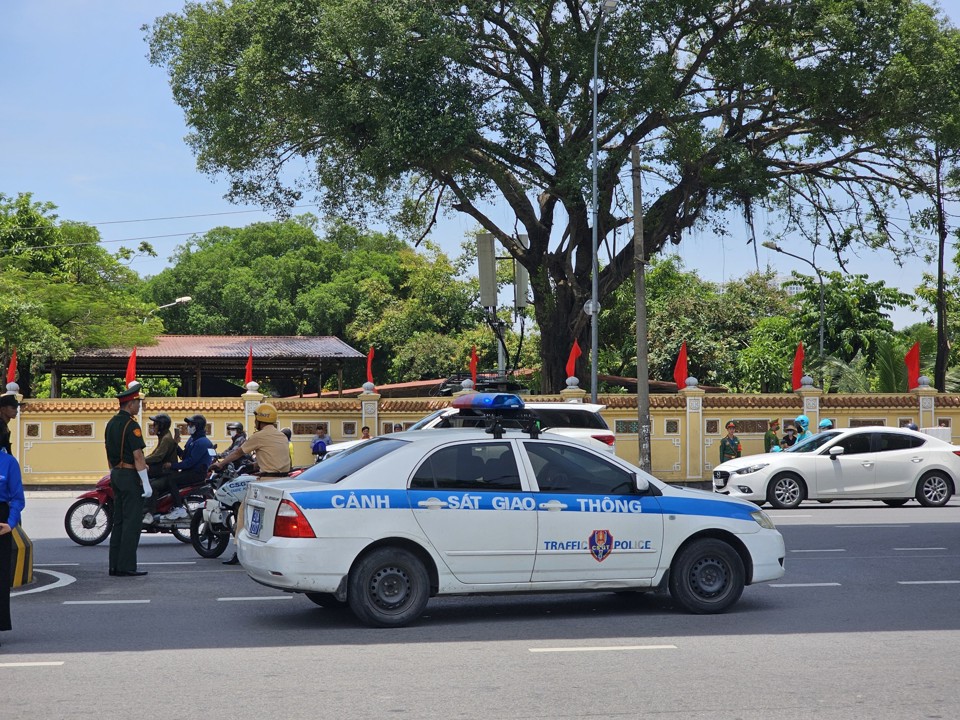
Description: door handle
xmin=910 ymin=457 xmax=923 ymax=463
xmin=538 ymin=500 xmax=568 ymax=511
xmin=860 ymin=462 xmax=874 ymax=468
xmin=417 ymin=499 xmax=449 ymax=509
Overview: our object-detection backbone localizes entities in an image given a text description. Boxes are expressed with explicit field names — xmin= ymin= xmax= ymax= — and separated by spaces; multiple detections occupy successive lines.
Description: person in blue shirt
xmin=0 ymin=447 xmax=25 ymax=643
xmin=158 ymin=414 xmax=213 ymax=521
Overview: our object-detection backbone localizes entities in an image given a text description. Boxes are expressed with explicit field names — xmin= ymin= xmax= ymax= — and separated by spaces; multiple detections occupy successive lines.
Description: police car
xmin=238 ymin=393 xmax=786 ymax=627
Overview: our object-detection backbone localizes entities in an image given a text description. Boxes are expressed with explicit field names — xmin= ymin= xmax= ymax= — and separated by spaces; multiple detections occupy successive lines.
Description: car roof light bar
xmin=451 ymin=393 xmax=525 ymax=411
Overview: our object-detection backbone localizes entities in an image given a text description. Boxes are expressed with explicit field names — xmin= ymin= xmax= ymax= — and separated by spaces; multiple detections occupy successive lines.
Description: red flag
xmin=6 ymin=348 xmax=16 ymax=385
xmin=565 ymin=339 xmax=582 ymax=378
xmin=673 ymin=342 xmax=688 ymax=390
xmin=469 ymin=345 xmax=478 ymax=385
xmin=125 ymin=347 xmax=137 ymax=386
xmin=366 ymin=346 xmax=375 ymax=384
xmin=791 ymin=342 xmax=805 ymax=391
xmin=244 ymin=345 xmax=253 ymax=385
xmin=905 ymin=341 xmax=921 ymax=390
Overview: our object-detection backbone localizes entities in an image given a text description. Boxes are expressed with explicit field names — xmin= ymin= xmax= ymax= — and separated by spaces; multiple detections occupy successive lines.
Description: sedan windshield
xmin=295 ymin=437 xmax=407 ymax=483
xmin=786 ymin=431 xmax=841 ymax=453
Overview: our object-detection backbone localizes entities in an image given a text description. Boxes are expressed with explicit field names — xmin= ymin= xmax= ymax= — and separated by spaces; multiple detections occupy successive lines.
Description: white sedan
xmin=713 ymin=426 xmax=959 ymax=509
xmin=237 ymin=395 xmax=785 ymax=627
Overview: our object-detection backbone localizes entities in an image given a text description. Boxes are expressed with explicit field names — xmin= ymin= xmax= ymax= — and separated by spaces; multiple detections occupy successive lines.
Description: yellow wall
xmin=8 ymin=386 xmax=952 ymax=486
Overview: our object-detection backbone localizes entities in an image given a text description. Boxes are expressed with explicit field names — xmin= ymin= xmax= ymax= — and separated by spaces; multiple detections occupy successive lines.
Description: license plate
xmin=713 ymin=477 xmax=724 ymax=488
xmin=249 ymin=507 xmax=262 ymax=537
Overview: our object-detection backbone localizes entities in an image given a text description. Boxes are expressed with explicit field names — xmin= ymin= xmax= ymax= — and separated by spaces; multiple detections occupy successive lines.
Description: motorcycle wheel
xmin=190 ymin=509 xmax=231 ymax=558
xmin=173 ymin=497 xmax=208 ymax=544
xmin=64 ymin=499 xmax=113 ymax=546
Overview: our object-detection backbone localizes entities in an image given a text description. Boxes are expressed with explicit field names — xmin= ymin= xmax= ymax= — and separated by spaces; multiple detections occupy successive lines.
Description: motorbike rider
xmin=210 ymin=402 xmax=291 ymax=564
xmin=222 ymin=421 xmax=247 ymax=457
xmin=818 ymin=418 xmax=834 ymax=432
xmin=158 ymin=414 xmax=214 ymax=521
xmin=143 ymin=414 xmax=182 ymax=523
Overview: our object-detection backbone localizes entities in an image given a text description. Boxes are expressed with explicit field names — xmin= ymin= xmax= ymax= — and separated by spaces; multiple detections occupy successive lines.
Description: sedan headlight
xmin=734 ymin=463 xmax=769 ymax=476
xmin=751 ymin=510 xmax=776 ymax=530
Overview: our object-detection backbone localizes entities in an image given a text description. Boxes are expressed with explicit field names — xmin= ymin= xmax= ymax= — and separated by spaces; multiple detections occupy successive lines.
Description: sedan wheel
xmin=916 ymin=472 xmax=953 ymax=507
xmin=348 ymin=547 xmax=430 ymax=628
xmin=767 ymin=473 xmax=805 ymax=509
xmin=669 ymin=539 xmax=745 ymax=614
xmin=881 ymin=498 xmax=909 ymax=507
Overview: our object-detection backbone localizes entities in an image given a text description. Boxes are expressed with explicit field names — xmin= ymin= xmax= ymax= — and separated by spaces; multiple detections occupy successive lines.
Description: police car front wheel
xmin=668 ymin=539 xmax=745 ymax=614
xmin=348 ymin=547 xmax=431 ymax=628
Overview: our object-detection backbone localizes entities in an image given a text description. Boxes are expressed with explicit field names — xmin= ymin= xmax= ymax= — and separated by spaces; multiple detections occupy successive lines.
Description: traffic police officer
xmin=719 ymin=420 xmax=742 ymax=463
xmin=104 ymin=382 xmax=153 ymax=576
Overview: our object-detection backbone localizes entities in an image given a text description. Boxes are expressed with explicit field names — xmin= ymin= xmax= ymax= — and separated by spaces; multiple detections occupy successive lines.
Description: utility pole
xmin=632 ymin=146 xmax=651 ymax=472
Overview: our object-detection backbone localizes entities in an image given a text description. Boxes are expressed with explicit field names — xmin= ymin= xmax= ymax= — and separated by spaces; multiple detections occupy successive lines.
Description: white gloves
xmin=139 ymin=469 xmax=153 ymax=498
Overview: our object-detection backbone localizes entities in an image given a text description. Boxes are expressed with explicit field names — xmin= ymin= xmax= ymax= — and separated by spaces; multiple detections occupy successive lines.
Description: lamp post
xmin=143 ymin=295 xmax=192 ymax=324
xmin=589 ymin=0 xmax=617 ymax=404
xmin=763 ymin=241 xmax=824 ymax=380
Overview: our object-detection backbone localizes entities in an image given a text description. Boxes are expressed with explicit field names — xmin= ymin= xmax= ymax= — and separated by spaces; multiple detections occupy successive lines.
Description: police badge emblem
xmin=588 ymin=529 xmax=613 ymax=562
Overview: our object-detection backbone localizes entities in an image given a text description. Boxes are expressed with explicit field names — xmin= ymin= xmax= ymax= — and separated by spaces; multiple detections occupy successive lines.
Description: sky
xmin=3 ymin=0 xmax=960 ymax=330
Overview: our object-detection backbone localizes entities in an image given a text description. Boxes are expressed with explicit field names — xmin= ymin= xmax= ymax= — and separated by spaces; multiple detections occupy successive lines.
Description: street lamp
xmin=143 ymin=295 xmax=192 ymax=324
xmin=589 ymin=0 xmax=617 ymax=404
xmin=763 ymin=241 xmax=824 ymax=380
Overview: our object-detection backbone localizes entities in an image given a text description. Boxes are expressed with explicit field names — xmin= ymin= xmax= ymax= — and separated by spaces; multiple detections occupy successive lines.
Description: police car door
xmin=409 ymin=440 xmax=536 ymax=585
xmin=522 ymin=440 xmax=664 ymax=582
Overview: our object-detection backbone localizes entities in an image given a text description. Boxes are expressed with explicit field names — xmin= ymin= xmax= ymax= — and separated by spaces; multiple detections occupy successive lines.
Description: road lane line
xmin=768 ymin=515 xmax=812 ymax=518
xmin=0 ymin=662 xmax=65 ymax=668
xmin=790 ymin=549 xmax=846 ymax=553
xmin=139 ymin=561 xmax=197 ymax=566
xmin=897 ymin=580 xmax=960 ymax=585
xmin=216 ymin=596 xmax=293 ymax=602
xmin=893 ymin=547 xmax=946 ymax=551
xmin=529 ymin=645 xmax=677 ymax=653
xmin=11 ymin=570 xmax=76 ymax=597
xmin=834 ymin=525 xmax=909 ymax=528
xmin=63 ymin=600 xmax=150 ymax=605
xmin=33 ymin=563 xmax=79 ymax=567
xmin=770 ymin=583 xmax=842 ymax=587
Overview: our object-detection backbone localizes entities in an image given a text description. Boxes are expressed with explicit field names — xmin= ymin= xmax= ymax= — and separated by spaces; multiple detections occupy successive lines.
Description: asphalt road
xmin=3 ymin=495 xmax=960 ymax=720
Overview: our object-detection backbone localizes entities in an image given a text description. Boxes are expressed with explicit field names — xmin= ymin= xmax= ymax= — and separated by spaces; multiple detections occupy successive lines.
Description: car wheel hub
xmin=775 ymin=480 xmax=800 ymax=504
xmin=689 ymin=557 xmax=727 ymax=597
xmin=370 ymin=565 xmax=409 ymax=609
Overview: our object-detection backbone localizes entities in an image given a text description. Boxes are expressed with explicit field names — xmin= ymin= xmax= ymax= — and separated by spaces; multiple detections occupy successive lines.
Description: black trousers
xmin=1 ymin=501 xmax=12 ymax=631
xmin=108 ymin=468 xmax=143 ymax=573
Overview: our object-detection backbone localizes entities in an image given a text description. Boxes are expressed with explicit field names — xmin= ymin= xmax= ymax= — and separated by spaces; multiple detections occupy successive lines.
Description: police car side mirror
xmin=829 ymin=446 xmax=845 ymax=458
xmin=633 ymin=473 xmax=649 ymax=493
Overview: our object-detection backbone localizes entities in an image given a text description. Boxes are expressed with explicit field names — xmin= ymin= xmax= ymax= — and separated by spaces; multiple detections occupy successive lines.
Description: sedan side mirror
xmin=633 ymin=473 xmax=649 ymax=493
xmin=829 ymin=446 xmax=845 ymax=458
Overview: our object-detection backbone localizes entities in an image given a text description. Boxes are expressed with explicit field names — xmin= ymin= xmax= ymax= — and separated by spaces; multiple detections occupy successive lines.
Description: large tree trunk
xmin=934 ymin=153 xmax=949 ymax=392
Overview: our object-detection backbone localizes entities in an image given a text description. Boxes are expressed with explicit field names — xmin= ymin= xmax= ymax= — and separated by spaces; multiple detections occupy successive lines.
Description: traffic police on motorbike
xmin=210 ymin=403 xmax=291 ymax=564
xmin=104 ymin=381 xmax=151 ymax=577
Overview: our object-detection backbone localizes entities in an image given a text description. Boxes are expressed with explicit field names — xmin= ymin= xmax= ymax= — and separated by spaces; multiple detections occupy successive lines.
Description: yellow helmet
xmin=253 ymin=403 xmax=278 ymax=424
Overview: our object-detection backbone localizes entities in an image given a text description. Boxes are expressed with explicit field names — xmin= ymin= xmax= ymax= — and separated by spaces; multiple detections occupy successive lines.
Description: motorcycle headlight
xmin=734 ymin=463 xmax=769 ymax=476
xmin=751 ymin=510 xmax=776 ymax=530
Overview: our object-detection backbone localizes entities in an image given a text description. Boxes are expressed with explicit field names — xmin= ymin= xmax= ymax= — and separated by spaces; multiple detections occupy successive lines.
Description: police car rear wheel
xmin=348 ymin=547 xmax=430 ymax=628
xmin=669 ymin=539 xmax=745 ymax=614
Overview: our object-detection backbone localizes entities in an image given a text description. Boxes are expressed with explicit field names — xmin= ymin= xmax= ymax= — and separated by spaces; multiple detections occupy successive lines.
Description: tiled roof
xmin=82 ymin=335 xmax=364 ymax=359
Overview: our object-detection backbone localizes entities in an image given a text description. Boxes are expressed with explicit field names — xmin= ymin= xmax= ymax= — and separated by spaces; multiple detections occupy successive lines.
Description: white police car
xmin=238 ymin=393 xmax=786 ymax=627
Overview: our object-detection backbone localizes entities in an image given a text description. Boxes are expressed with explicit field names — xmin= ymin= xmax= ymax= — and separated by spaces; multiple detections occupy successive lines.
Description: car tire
xmin=816 ymin=500 xmax=833 ymax=504
xmin=916 ymin=472 xmax=953 ymax=507
xmin=767 ymin=473 xmax=805 ymax=509
xmin=881 ymin=498 xmax=909 ymax=507
xmin=305 ymin=592 xmax=349 ymax=610
xmin=669 ymin=538 xmax=745 ymax=614
xmin=348 ymin=547 xmax=430 ymax=628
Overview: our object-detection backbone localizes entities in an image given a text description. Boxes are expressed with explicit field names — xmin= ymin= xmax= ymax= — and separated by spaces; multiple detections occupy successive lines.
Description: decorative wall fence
xmin=6 ymin=381 xmax=954 ymax=487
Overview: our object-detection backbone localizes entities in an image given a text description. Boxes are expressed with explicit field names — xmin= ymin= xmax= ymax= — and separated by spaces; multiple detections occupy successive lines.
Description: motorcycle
xmin=190 ymin=463 xmax=252 ymax=559
xmin=64 ymin=473 xmax=214 ymax=546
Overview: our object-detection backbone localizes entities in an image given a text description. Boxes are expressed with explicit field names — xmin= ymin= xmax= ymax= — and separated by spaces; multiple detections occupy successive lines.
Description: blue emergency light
xmin=451 ymin=392 xmax=525 ymax=411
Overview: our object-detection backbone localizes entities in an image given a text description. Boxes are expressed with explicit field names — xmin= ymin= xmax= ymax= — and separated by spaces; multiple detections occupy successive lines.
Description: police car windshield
xmin=786 ymin=431 xmax=840 ymax=453
xmin=295 ymin=437 xmax=407 ymax=483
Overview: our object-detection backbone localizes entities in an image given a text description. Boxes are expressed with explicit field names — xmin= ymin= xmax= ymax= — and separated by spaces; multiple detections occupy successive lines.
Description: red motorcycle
xmin=64 ymin=473 xmax=214 ymax=546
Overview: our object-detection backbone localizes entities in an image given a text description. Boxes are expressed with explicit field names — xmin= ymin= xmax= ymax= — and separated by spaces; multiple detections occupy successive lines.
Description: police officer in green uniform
xmin=104 ymin=381 xmax=152 ymax=577
xmin=719 ymin=420 xmax=742 ymax=463
xmin=763 ymin=418 xmax=780 ymax=453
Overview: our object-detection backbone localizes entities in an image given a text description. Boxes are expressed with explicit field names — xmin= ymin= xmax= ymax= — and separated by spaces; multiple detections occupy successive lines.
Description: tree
xmin=0 ymin=194 xmax=158 ymax=396
xmin=145 ymin=0 xmax=955 ymax=392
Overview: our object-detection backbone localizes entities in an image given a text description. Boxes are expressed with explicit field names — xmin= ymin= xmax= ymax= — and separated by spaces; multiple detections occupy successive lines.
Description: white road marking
xmin=834 ymin=525 xmax=909 ymax=528
xmin=63 ymin=600 xmax=150 ymax=605
xmin=138 ymin=561 xmax=197 ymax=566
xmin=768 ymin=515 xmax=812 ymax=518
xmin=33 ymin=563 xmax=79 ymax=567
xmin=893 ymin=547 xmax=946 ymax=551
xmin=790 ymin=549 xmax=846 ymax=553
xmin=529 ymin=645 xmax=677 ymax=653
xmin=770 ymin=583 xmax=842 ymax=588
xmin=897 ymin=580 xmax=960 ymax=585
xmin=216 ymin=596 xmax=293 ymax=602
xmin=11 ymin=570 xmax=76 ymax=597
xmin=0 ymin=662 xmax=65 ymax=668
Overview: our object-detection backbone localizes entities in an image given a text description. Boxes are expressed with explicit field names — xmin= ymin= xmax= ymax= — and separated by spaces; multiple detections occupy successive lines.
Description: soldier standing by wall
xmin=763 ymin=418 xmax=780 ymax=453
xmin=719 ymin=421 xmax=742 ymax=463
xmin=104 ymin=382 xmax=152 ymax=577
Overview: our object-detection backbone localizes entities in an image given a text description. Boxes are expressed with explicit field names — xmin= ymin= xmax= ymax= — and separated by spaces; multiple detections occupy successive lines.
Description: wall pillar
xmin=679 ymin=379 xmax=705 ymax=481
xmin=911 ymin=376 xmax=938 ymax=428
xmin=358 ymin=382 xmax=381 ymax=436
xmin=795 ymin=376 xmax=823 ymax=428
xmin=242 ymin=382 xmax=265 ymax=429
xmin=560 ymin=377 xmax=587 ymax=403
